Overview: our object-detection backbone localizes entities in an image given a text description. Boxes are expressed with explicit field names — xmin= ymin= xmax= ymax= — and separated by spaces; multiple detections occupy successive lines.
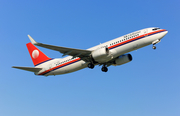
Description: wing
xmin=12 ymin=66 xmax=42 ymax=72
xmin=28 ymin=35 xmax=92 ymax=58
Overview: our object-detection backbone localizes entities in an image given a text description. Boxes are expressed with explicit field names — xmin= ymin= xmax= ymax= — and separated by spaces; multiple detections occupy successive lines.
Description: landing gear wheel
xmin=88 ymin=63 xmax=94 ymax=69
xmin=153 ymin=46 xmax=156 ymax=50
xmin=101 ymin=66 xmax=108 ymax=72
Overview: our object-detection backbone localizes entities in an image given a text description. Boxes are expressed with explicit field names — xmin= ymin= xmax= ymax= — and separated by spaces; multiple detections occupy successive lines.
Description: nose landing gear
xmin=152 ymin=45 xmax=156 ymax=50
xmin=152 ymin=39 xmax=161 ymax=50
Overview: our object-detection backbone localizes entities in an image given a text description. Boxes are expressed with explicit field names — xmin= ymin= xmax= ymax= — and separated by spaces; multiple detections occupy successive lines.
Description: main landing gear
xmin=88 ymin=63 xmax=94 ymax=69
xmin=88 ymin=63 xmax=108 ymax=72
xmin=101 ymin=65 xmax=108 ymax=72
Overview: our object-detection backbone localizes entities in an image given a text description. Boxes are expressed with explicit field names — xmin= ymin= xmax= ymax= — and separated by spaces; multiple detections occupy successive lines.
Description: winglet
xmin=28 ymin=35 xmax=38 ymax=45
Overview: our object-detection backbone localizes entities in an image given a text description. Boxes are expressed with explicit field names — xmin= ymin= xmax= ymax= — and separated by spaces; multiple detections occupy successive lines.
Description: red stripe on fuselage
xmin=108 ymin=29 xmax=166 ymax=50
xmin=38 ymin=58 xmax=81 ymax=75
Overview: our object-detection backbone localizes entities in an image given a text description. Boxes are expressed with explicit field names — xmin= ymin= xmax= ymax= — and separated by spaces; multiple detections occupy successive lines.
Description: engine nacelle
xmin=91 ymin=47 xmax=110 ymax=62
xmin=113 ymin=54 xmax=132 ymax=66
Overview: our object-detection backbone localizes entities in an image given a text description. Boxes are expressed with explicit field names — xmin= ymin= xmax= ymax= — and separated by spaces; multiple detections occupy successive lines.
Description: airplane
xmin=12 ymin=27 xmax=168 ymax=76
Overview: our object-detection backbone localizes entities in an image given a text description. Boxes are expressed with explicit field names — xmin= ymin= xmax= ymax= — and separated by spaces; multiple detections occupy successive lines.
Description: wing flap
xmin=12 ymin=66 xmax=42 ymax=72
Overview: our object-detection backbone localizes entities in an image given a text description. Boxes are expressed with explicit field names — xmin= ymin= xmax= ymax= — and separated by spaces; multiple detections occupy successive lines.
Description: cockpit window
xmin=152 ymin=28 xmax=160 ymax=31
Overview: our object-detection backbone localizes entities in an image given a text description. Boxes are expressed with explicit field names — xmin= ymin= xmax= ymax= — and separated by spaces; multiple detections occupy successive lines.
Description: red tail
xmin=26 ymin=43 xmax=52 ymax=66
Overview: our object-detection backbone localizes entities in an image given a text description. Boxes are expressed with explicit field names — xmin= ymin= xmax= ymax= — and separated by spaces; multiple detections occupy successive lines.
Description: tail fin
xmin=26 ymin=42 xmax=52 ymax=66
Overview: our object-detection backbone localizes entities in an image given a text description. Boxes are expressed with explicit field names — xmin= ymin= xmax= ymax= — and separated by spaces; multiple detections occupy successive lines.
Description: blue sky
xmin=0 ymin=0 xmax=180 ymax=116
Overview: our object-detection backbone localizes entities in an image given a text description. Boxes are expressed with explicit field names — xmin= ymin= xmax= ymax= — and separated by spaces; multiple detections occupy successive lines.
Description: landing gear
xmin=88 ymin=63 xmax=108 ymax=72
xmin=152 ymin=39 xmax=161 ymax=50
xmin=152 ymin=45 xmax=156 ymax=50
xmin=88 ymin=63 xmax=94 ymax=69
xmin=101 ymin=65 xmax=108 ymax=72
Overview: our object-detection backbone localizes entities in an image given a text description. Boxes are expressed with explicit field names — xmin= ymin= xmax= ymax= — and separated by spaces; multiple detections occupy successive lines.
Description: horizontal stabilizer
xmin=12 ymin=66 xmax=42 ymax=72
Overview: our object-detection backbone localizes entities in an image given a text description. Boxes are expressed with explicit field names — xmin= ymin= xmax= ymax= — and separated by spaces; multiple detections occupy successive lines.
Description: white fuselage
xmin=35 ymin=27 xmax=168 ymax=76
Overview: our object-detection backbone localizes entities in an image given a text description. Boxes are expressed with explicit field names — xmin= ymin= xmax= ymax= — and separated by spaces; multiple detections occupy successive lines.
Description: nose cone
xmin=160 ymin=29 xmax=168 ymax=39
xmin=164 ymin=29 xmax=168 ymax=35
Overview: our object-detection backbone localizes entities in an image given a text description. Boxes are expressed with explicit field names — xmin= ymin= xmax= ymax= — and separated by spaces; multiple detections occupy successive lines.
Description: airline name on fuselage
xmin=124 ymin=30 xmax=141 ymax=39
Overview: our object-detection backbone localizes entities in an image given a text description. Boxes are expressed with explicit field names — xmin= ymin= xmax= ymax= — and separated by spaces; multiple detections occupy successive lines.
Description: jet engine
xmin=91 ymin=47 xmax=110 ymax=63
xmin=113 ymin=54 xmax=132 ymax=66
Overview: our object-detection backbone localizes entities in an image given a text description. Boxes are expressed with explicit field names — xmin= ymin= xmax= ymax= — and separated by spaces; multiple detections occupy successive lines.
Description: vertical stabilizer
xmin=26 ymin=42 xmax=52 ymax=66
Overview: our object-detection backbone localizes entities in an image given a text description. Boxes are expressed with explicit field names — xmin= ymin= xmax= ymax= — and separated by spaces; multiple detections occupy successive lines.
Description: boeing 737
xmin=13 ymin=27 xmax=168 ymax=76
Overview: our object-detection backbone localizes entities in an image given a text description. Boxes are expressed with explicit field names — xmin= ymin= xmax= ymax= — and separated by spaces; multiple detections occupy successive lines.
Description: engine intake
xmin=113 ymin=54 xmax=132 ymax=66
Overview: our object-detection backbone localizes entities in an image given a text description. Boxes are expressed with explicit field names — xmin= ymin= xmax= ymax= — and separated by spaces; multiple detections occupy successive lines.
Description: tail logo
xmin=32 ymin=50 xmax=39 ymax=59
xmin=26 ymin=42 xmax=51 ymax=66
